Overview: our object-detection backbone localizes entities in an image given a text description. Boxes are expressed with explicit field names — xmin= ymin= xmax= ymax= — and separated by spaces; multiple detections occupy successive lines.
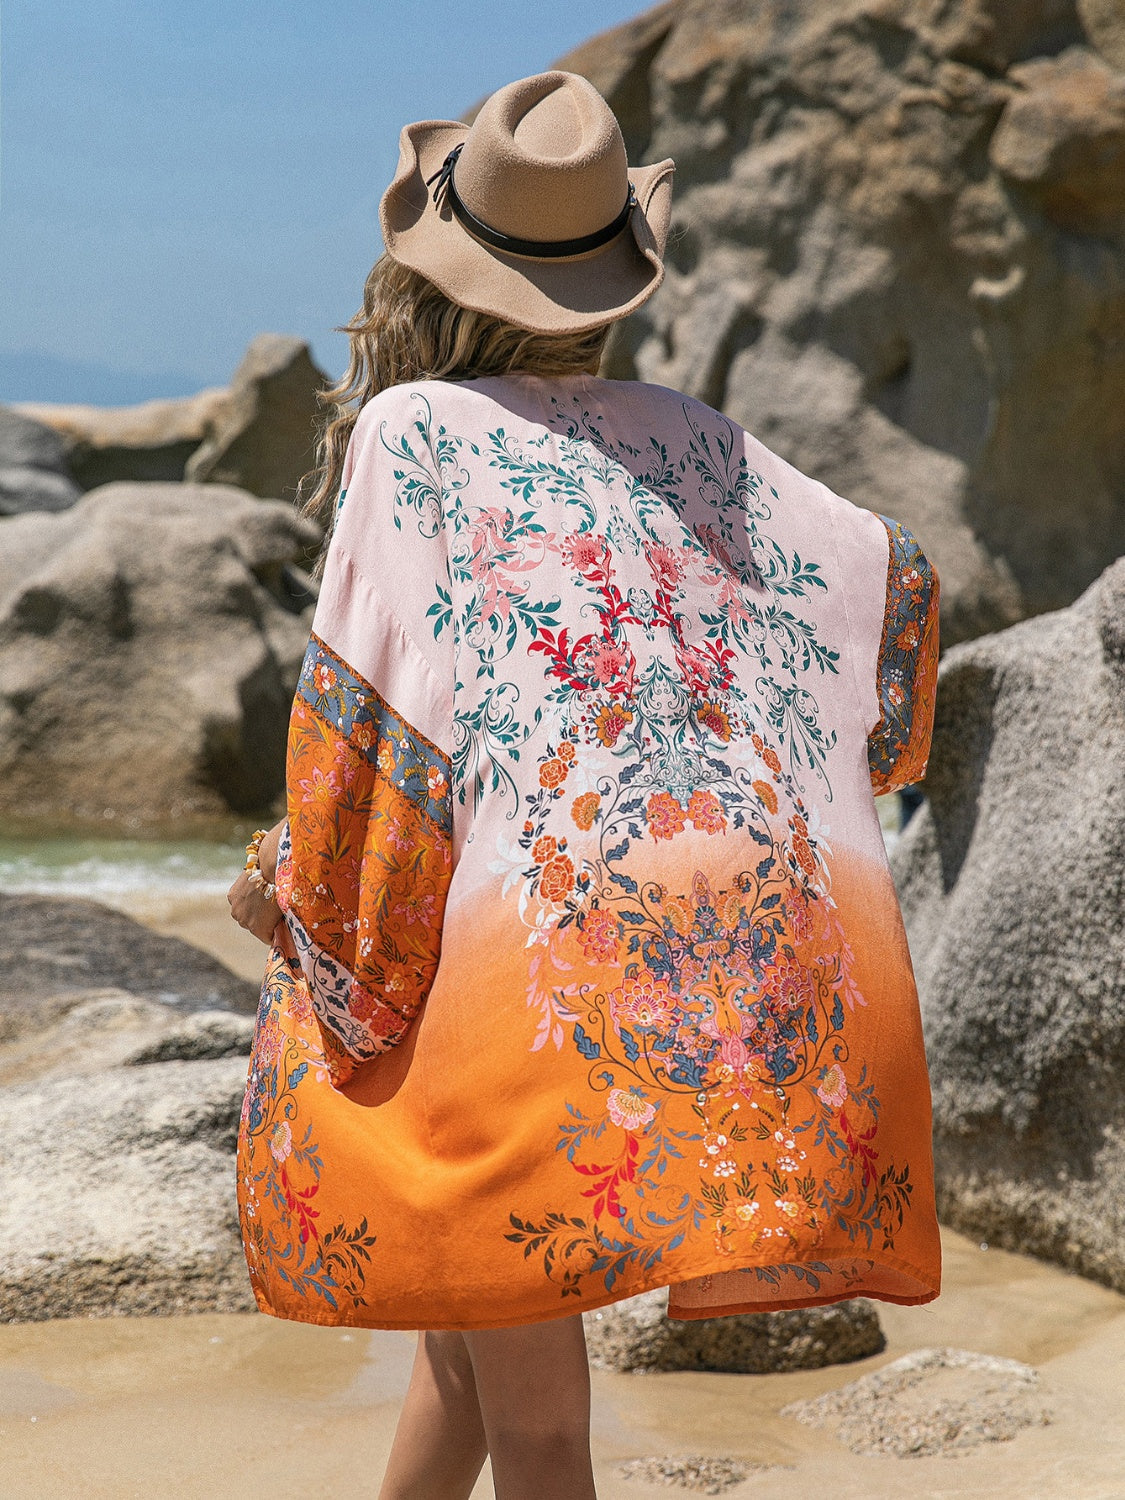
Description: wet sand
xmin=2 ymin=1229 xmax=1123 ymax=1499
xmin=5 ymin=887 xmax=1120 ymax=1498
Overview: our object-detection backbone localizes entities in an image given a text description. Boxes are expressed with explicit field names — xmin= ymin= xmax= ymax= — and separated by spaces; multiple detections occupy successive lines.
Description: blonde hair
xmin=299 ymin=255 xmax=610 ymax=546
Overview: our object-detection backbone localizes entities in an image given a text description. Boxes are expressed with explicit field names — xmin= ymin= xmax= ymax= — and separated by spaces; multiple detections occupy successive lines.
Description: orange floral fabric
xmin=275 ymin=634 xmax=452 ymax=1083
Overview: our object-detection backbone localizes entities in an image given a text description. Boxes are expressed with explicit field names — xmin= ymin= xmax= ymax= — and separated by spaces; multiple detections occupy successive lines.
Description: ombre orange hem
xmin=243 ymin=1246 xmax=939 ymax=1332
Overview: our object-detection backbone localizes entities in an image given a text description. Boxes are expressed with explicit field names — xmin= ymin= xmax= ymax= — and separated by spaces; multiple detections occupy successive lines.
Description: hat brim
xmin=379 ymin=120 xmax=674 ymax=335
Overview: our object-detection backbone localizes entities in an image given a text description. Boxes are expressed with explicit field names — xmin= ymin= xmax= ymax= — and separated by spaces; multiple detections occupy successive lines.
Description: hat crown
xmin=454 ymin=72 xmax=629 ymax=245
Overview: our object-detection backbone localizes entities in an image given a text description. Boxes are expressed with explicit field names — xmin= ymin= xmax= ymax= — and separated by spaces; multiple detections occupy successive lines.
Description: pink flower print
xmin=645 ymin=542 xmax=684 ymax=592
xmin=297 ymin=765 xmax=341 ymax=805
xmin=594 ymin=703 xmax=634 ymax=747
xmin=269 ymin=1119 xmax=292 ymax=1164
xmin=687 ymin=788 xmax=727 ymax=835
xmin=719 ymin=1029 xmax=751 ymax=1071
xmin=680 ymin=644 xmax=714 ymax=691
xmin=695 ymin=523 xmax=736 ymax=575
xmin=466 ymin=509 xmax=508 ymax=571
xmin=579 ymin=906 xmax=622 ymax=964
xmin=393 ymin=891 xmax=436 ymax=927
xmin=762 ymin=954 xmax=816 ymax=1015
xmin=606 ymin=1087 xmax=656 ymax=1131
xmin=646 ymin=791 xmax=686 ymax=841
xmin=287 ymin=985 xmax=314 ymax=1025
xmin=385 ymin=817 xmax=413 ymax=853
xmin=785 ymin=885 xmax=814 ymax=943
xmin=588 ymin=638 xmax=630 ymax=685
xmin=713 ymin=575 xmax=752 ymax=626
xmin=609 ymin=972 xmax=677 ymax=1030
xmin=312 ymin=662 xmax=337 ymax=696
xmin=336 ymin=745 xmax=362 ymax=787
xmin=562 ymin=532 xmax=608 ymax=574
xmin=816 ymin=1063 xmax=848 ymax=1110
xmin=256 ymin=1019 xmax=284 ymax=1072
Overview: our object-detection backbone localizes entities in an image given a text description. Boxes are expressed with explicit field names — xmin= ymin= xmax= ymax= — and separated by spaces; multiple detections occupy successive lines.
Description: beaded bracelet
xmin=244 ymin=828 xmax=278 ymax=901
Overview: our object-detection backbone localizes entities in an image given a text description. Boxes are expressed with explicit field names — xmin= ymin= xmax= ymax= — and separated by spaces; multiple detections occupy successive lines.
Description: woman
xmin=229 ymin=70 xmax=941 ymax=1500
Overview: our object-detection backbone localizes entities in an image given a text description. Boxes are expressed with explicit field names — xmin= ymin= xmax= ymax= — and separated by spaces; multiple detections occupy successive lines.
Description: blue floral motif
xmin=867 ymin=517 xmax=939 ymax=791
xmin=296 ymin=633 xmax=451 ymax=829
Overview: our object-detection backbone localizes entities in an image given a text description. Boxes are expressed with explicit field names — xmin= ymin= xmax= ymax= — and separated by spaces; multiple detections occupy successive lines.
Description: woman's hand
xmin=227 ymin=819 xmax=285 ymax=945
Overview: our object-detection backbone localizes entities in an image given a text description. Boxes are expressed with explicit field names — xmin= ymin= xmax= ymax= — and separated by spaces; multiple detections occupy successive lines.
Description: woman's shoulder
xmin=353 ymin=378 xmax=460 ymax=429
xmin=351 ymin=377 xmax=525 ymax=451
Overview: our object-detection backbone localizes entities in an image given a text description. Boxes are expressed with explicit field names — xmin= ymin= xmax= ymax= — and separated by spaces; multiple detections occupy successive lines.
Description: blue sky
xmin=0 ymin=0 xmax=649 ymax=404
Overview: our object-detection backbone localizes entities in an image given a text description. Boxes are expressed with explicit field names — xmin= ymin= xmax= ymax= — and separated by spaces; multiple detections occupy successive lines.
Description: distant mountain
xmin=0 ymin=349 xmax=209 ymax=407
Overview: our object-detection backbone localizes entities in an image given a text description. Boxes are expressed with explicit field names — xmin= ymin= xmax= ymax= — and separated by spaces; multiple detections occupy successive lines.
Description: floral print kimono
xmin=237 ymin=372 xmax=941 ymax=1330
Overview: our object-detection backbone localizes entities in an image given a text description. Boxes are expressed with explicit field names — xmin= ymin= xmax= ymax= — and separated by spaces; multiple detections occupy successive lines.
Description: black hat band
xmin=427 ymin=144 xmax=636 ymax=261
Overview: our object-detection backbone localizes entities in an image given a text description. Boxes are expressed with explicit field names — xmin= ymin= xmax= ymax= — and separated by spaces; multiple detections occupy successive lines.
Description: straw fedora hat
xmin=380 ymin=71 xmax=675 ymax=335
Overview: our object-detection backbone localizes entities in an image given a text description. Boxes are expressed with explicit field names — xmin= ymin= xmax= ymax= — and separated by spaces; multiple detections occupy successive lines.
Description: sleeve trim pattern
xmin=275 ymin=633 xmax=453 ymax=1082
xmin=867 ymin=516 xmax=940 ymax=794
xmin=295 ymin=633 xmax=453 ymax=829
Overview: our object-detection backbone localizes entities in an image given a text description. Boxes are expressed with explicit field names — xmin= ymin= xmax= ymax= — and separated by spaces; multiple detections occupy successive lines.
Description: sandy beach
xmin=0 ymin=889 xmax=1120 ymax=1499
xmin=0 ymin=1228 xmax=1121 ymax=1499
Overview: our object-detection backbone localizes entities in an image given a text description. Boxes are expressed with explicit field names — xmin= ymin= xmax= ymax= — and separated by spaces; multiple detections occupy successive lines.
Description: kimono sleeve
xmin=273 ymin=392 xmax=453 ymax=1084
xmin=866 ymin=516 xmax=941 ymax=795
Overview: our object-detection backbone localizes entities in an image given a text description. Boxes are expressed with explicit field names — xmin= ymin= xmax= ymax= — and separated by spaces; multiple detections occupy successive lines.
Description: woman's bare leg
xmin=463 ymin=1314 xmax=596 ymax=1500
xmin=378 ymin=1330 xmax=489 ymax=1500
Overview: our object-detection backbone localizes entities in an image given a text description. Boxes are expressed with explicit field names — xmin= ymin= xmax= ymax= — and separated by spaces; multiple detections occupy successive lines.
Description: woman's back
xmin=243 ymin=371 xmax=941 ymax=1329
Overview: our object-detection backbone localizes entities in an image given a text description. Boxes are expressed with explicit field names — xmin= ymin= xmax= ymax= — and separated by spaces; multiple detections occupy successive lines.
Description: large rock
xmin=185 ymin=334 xmax=328 ymax=504
xmin=584 ymin=1284 xmax=884 ymax=1372
xmin=560 ymin=0 xmax=1125 ymax=645
xmin=1079 ymin=0 xmax=1125 ymax=70
xmin=0 ymin=1048 xmax=255 ymax=1322
xmin=0 ymin=907 xmax=259 ymax=1323
xmin=991 ymin=48 xmax=1125 ymax=231
xmin=892 ymin=558 xmax=1125 ymax=1291
xmin=0 ymin=406 xmax=80 ymax=516
xmin=0 ymin=892 xmax=258 ymax=1047
xmin=17 ymin=331 xmax=326 ymax=502
xmin=16 ymin=388 xmax=231 ymax=491
xmin=0 ymin=482 xmax=319 ymax=829
xmin=0 ymin=987 xmax=254 ymax=1088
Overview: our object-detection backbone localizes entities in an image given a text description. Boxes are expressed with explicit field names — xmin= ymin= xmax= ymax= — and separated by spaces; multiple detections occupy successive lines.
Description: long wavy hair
xmin=298 ymin=255 xmax=610 ymax=554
